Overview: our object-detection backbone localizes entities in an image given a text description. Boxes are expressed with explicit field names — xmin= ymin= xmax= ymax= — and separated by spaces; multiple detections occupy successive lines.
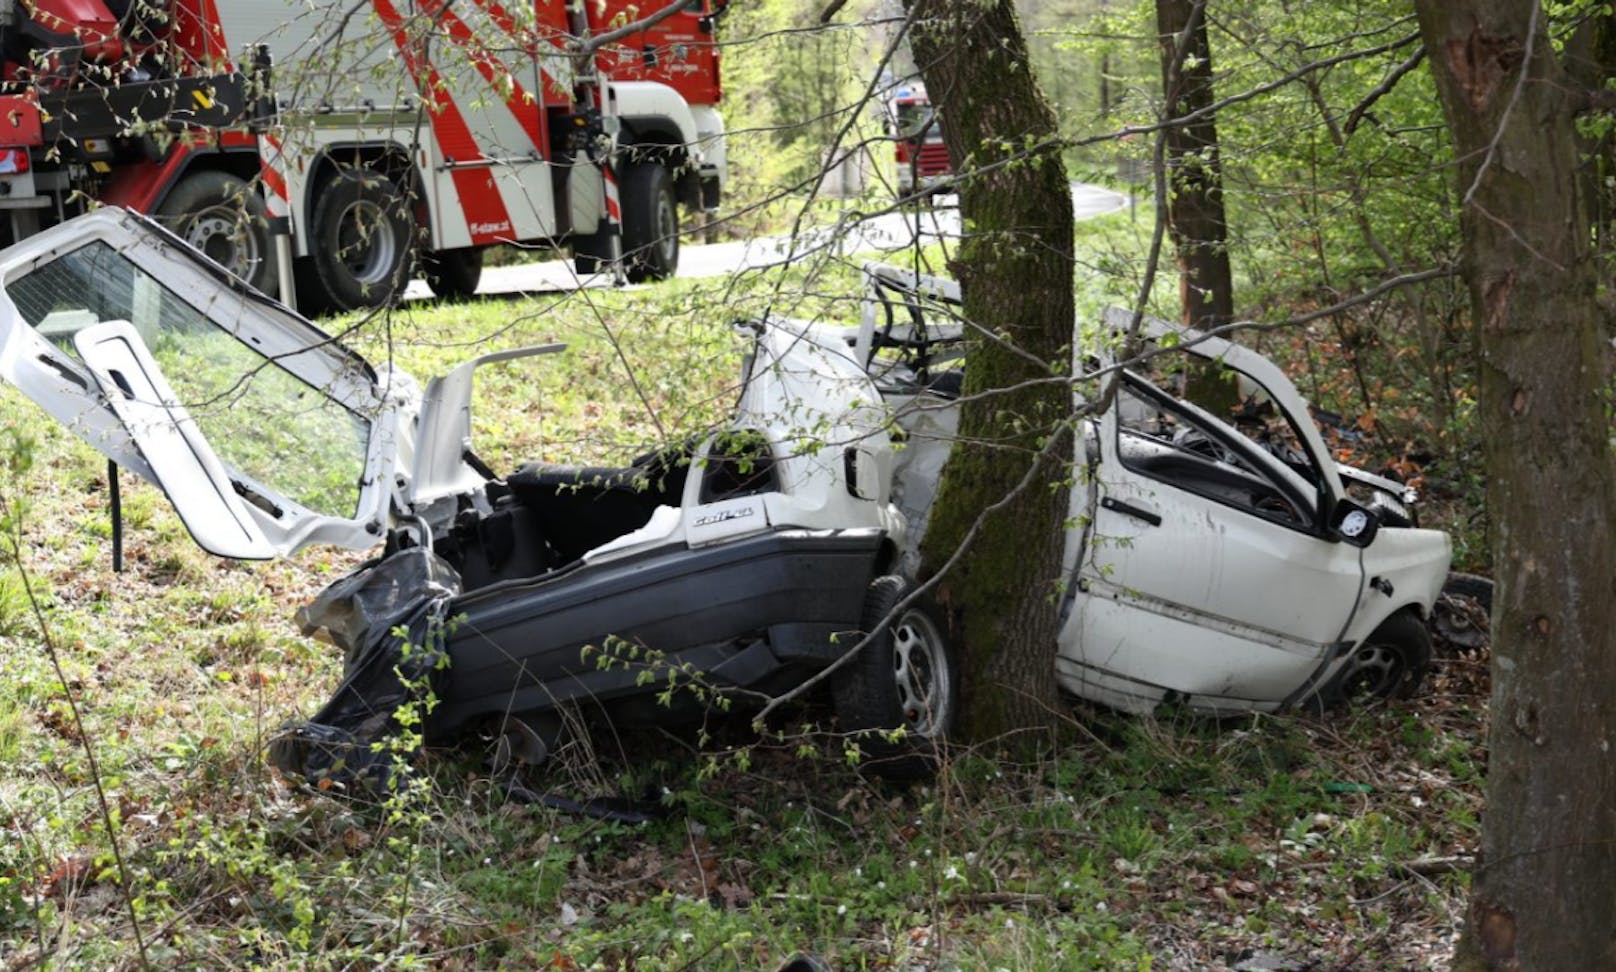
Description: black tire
xmin=1315 ymin=609 xmax=1432 ymax=709
xmin=1442 ymin=572 xmax=1494 ymax=612
xmin=620 ymin=161 xmax=678 ymax=282
xmin=156 ymin=170 xmax=279 ymax=297
xmin=304 ymin=170 xmax=413 ymax=312
xmin=1432 ymin=571 xmax=1493 ymax=649
xmin=424 ymin=246 xmax=484 ymax=300
xmin=831 ymin=576 xmax=958 ymax=781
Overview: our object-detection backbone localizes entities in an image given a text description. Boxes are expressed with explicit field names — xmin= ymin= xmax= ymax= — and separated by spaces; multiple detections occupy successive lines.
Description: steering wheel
xmin=1254 ymin=493 xmax=1302 ymax=524
xmin=1172 ymin=427 xmax=1235 ymax=465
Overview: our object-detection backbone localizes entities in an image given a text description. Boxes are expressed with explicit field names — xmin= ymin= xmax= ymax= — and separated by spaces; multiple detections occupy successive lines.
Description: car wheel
xmin=484 ymin=713 xmax=561 ymax=774
xmin=1316 ymin=608 xmax=1432 ymax=708
xmin=156 ymin=170 xmax=279 ymax=297
xmin=831 ymin=576 xmax=958 ymax=780
xmin=620 ymin=161 xmax=678 ymax=282
xmin=1432 ymin=571 xmax=1493 ymax=649
xmin=424 ymin=246 xmax=484 ymax=300
xmin=305 ymin=170 xmax=413 ymax=312
xmin=1441 ymin=572 xmax=1493 ymax=612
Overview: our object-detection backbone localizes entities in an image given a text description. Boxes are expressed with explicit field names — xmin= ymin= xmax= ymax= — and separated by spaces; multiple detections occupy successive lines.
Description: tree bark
xmin=1156 ymin=0 xmax=1234 ymax=329
xmin=1411 ymin=3 xmax=1616 ymax=968
xmin=904 ymin=0 xmax=1074 ymax=744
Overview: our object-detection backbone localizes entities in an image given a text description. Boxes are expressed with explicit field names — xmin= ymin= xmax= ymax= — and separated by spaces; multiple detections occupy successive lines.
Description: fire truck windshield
xmin=895 ymin=103 xmax=941 ymax=142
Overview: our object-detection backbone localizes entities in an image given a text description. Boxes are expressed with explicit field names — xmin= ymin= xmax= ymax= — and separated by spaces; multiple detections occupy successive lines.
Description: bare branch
xmin=1096 ymin=30 xmax=1425 ymax=151
xmin=819 ymin=0 xmax=850 ymax=24
xmin=1294 ymin=12 xmax=1419 ymax=54
xmin=581 ymin=0 xmax=702 ymax=54
xmin=883 ymin=30 xmax=1429 ymax=206
xmin=1344 ymin=46 xmax=1427 ymax=136
xmin=1192 ymin=266 xmax=1457 ymax=337
xmin=1578 ymin=88 xmax=1616 ymax=113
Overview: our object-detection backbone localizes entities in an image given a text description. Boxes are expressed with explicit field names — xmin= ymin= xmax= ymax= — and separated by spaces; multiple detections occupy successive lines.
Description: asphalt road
xmin=401 ymin=183 xmax=1131 ymax=300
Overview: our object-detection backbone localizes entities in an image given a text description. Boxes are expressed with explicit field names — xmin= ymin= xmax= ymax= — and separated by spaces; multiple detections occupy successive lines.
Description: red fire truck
xmin=0 ymin=0 xmax=726 ymax=311
xmin=887 ymin=81 xmax=950 ymax=198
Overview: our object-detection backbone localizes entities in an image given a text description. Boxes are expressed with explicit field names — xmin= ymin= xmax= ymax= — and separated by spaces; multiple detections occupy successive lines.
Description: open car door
xmin=0 ymin=209 xmax=399 ymax=558
xmin=1060 ymin=310 xmax=1369 ymax=712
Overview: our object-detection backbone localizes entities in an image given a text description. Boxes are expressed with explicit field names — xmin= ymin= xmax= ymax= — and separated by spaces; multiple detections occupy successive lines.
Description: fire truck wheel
xmin=424 ymin=247 xmax=484 ymax=300
xmin=620 ymin=162 xmax=678 ymax=282
xmin=307 ymin=171 xmax=414 ymax=311
xmin=157 ymin=171 xmax=279 ymax=297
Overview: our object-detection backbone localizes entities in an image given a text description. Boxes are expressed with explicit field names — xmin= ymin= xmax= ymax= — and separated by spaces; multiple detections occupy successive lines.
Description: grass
xmin=0 ymin=231 xmax=1485 ymax=970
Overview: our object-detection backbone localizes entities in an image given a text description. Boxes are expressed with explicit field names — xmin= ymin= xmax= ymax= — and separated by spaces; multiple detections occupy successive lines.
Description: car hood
xmin=0 ymin=208 xmax=404 ymax=558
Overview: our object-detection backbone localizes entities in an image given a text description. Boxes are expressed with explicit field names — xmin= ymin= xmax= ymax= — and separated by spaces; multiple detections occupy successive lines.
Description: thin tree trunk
xmin=904 ymin=0 xmax=1073 ymax=744
xmin=1157 ymin=0 xmax=1233 ymax=330
xmin=1412 ymin=2 xmax=1616 ymax=968
xmin=1562 ymin=12 xmax=1616 ymax=258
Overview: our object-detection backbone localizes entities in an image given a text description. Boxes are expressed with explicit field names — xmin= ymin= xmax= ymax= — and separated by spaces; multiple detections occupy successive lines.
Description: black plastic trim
xmin=428 ymin=528 xmax=884 ymax=735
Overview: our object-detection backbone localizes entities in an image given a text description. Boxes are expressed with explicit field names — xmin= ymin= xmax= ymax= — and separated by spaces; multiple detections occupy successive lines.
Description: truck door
xmin=415 ymin=0 xmax=557 ymax=248
xmin=591 ymin=0 xmax=722 ymax=106
xmin=1060 ymin=349 xmax=1367 ymax=713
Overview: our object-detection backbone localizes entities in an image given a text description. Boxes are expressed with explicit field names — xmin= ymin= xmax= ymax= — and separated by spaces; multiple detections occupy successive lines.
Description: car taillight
xmin=0 ymin=149 xmax=28 ymax=174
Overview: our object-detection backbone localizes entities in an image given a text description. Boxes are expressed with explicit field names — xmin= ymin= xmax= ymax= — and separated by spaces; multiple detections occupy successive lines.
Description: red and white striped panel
xmin=259 ymin=132 xmax=291 ymax=220
xmin=603 ymin=164 xmax=621 ymax=226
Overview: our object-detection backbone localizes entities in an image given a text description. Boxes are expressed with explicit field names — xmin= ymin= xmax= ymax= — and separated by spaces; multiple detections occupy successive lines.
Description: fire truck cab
xmin=886 ymin=81 xmax=950 ymax=199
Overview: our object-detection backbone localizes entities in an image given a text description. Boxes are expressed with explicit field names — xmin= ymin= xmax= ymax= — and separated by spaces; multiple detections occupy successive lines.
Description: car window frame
xmin=1113 ymin=369 xmax=1324 ymax=535
xmin=0 ymin=208 xmax=398 ymax=555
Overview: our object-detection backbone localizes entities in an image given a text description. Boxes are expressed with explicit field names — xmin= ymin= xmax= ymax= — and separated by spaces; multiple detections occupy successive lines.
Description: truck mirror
xmin=1329 ymin=497 xmax=1381 ymax=548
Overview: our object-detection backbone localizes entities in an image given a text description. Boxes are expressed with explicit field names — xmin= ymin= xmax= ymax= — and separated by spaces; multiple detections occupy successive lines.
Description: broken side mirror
xmin=1329 ymin=497 xmax=1381 ymax=548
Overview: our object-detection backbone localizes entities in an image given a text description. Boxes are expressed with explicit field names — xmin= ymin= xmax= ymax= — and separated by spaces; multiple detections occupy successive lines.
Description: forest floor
xmin=0 ymin=553 xmax=1491 ymax=970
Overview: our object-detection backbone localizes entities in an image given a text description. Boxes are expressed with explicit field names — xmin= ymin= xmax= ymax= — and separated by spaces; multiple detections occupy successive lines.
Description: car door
xmin=1060 ymin=342 xmax=1368 ymax=713
xmin=0 ymin=208 xmax=398 ymax=557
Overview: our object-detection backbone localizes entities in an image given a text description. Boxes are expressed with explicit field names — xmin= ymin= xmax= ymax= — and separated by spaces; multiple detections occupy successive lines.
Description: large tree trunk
xmin=1412 ymin=3 xmax=1616 ymax=968
xmin=1157 ymin=0 xmax=1233 ymax=329
xmin=905 ymin=0 xmax=1074 ymax=743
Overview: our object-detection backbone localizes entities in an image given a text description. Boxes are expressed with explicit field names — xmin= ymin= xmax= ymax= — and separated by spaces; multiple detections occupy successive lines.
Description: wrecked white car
xmin=810 ymin=264 xmax=1453 ymax=715
xmin=0 ymin=209 xmax=957 ymax=784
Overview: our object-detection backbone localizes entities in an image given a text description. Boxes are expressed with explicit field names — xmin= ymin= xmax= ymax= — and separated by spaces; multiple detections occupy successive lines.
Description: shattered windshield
xmin=8 ymin=241 xmax=371 ymax=518
xmin=894 ymin=102 xmax=940 ymax=141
